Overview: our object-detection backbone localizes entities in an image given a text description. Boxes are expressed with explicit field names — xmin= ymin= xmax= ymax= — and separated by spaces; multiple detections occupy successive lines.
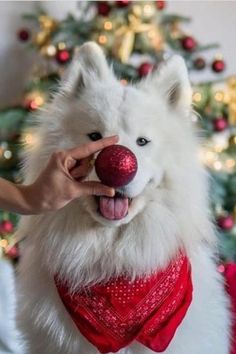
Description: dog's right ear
xmin=59 ymin=42 xmax=112 ymax=96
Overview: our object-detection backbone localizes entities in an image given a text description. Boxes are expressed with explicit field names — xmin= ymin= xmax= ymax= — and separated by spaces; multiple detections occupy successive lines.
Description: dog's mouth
xmin=94 ymin=192 xmax=132 ymax=220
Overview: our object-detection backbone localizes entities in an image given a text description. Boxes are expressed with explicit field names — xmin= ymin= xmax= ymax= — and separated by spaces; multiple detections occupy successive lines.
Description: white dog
xmin=16 ymin=42 xmax=232 ymax=354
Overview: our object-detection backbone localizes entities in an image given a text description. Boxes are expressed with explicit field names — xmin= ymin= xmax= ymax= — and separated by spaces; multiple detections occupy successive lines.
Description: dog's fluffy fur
xmin=16 ymin=42 xmax=231 ymax=354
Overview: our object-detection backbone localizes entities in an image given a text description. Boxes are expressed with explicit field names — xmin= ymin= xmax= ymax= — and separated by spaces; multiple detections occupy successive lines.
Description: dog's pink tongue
xmin=99 ymin=197 xmax=128 ymax=220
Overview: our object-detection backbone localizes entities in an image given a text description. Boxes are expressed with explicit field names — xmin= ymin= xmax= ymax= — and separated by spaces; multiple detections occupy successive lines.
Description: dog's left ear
xmin=140 ymin=56 xmax=192 ymax=117
xmin=60 ymin=42 xmax=112 ymax=96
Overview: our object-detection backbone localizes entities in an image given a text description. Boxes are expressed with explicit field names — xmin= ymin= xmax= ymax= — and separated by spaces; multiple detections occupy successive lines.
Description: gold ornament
xmin=113 ymin=14 xmax=163 ymax=63
xmin=34 ymin=15 xmax=57 ymax=49
xmin=227 ymin=76 xmax=236 ymax=125
xmin=34 ymin=30 xmax=51 ymax=47
xmin=39 ymin=15 xmax=57 ymax=32
xmin=228 ymin=134 xmax=236 ymax=147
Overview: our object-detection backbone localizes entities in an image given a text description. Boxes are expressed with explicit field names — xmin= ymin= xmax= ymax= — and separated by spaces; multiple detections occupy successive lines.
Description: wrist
xmin=17 ymin=183 xmax=46 ymax=214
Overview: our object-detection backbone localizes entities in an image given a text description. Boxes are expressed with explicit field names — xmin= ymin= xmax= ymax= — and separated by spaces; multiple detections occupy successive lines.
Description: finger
xmin=79 ymin=181 xmax=115 ymax=197
xmin=68 ymin=135 xmax=119 ymax=160
xmin=66 ymin=157 xmax=77 ymax=170
xmin=69 ymin=156 xmax=92 ymax=173
xmin=70 ymin=156 xmax=94 ymax=178
xmin=70 ymin=163 xmax=93 ymax=179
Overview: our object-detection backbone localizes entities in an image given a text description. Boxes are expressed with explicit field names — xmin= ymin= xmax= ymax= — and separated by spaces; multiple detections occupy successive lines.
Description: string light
xmin=213 ymin=160 xmax=223 ymax=171
xmin=215 ymin=53 xmax=223 ymax=60
xmin=98 ymin=35 xmax=107 ymax=45
xmin=104 ymin=21 xmax=113 ymax=31
xmin=46 ymin=44 xmax=57 ymax=56
xmin=0 ymin=142 xmax=7 ymax=158
xmin=21 ymin=132 xmax=38 ymax=147
xmin=3 ymin=150 xmax=12 ymax=160
xmin=225 ymin=159 xmax=236 ymax=172
xmin=0 ymin=239 xmax=8 ymax=249
xmin=214 ymin=91 xmax=224 ymax=103
xmin=193 ymin=92 xmax=202 ymax=103
xmin=58 ymin=42 xmax=66 ymax=50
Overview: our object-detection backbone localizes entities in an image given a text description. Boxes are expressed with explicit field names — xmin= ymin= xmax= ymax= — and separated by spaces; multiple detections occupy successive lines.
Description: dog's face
xmin=53 ymin=43 xmax=192 ymax=227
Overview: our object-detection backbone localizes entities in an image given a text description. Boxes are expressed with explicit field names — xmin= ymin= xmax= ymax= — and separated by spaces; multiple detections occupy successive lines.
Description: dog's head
xmin=19 ymin=42 xmax=215 ymax=279
xmin=50 ymin=42 xmax=194 ymax=227
xmin=24 ymin=43 xmax=212 ymax=239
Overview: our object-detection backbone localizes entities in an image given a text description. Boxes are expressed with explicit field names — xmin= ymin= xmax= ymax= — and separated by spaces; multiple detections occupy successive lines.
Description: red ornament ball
xmin=181 ymin=36 xmax=197 ymax=52
xmin=6 ymin=246 xmax=19 ymax=260
xmin=97 ymin=1 xmax=111 ymax=16
xmin=18 ymin=28 xmax=30 ymax=41
xmin=156 ymin=1 xmax=166 ymax=10
xmin=56 ymin=50 xmax=71 ymax=64
xmin=0 ymin=220 xmax=14 ymax=234
xmin=212 ymin=59 xmax=225 ymax=73
xmin=217 ymin=215 xmax=234 ymax=231
xmin=95 ymin=145 xmax=138 ymax=188
xmin=213 ymin=117 xmax=228 ymax=132
xmin=138 ymin=62 xmax=154 ymax=77
xmin=116 ymin=0 xmax=130 ymax=8
xmin=193 ymin=57 xmax=206 ymax=70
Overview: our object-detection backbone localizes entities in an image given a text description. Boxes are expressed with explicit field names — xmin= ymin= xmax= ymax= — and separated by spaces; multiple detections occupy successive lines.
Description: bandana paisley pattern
xmin=55 ymin=253 xmax=193 ymax=353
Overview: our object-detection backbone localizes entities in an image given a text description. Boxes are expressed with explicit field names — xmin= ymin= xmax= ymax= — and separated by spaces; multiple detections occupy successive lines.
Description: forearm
xmin=0 ymin=178 xmax=38 ymax=215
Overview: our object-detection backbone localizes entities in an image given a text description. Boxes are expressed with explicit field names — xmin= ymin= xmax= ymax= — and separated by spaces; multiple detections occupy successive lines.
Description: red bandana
xmin=55 ymin=253 xmax=192 ymax=353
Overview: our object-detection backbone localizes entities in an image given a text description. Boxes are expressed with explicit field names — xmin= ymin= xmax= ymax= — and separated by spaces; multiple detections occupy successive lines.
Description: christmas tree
xmin=0 ymin=1 xmax=235 ymax=262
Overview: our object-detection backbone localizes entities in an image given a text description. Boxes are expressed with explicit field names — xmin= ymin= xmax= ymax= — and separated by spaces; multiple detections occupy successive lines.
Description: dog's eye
xmin=88 ymin=132 xmax=103 ymax=141
xmin=136 ymin=137 xmax=150 ymax=146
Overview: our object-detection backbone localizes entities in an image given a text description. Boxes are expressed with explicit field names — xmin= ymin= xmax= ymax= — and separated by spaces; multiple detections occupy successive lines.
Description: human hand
xmin=21 ymin=135 xmax=118 ymax=214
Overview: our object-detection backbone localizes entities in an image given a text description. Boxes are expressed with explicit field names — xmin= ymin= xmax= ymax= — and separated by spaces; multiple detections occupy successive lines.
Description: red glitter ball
xmin=213 ymin=117 xmax=228 ymax=132
xmin=217 ymin=215 xmax=234 ymax=231
xmin=116 ymin=0 xmax=130 ymax=8
xmin=193 ymin=57 xmax=206 ymax=70
xmin=181 ymin=36 xmax=197 ymax=52
xmin=138 ymin=62 xmax=154 ymax=77
xmin=56 ymin=50 xmax=70 ymax=64
xmin=18 ymin=28 xmax=30 ymax=41
xmin=212 ymin=59 xmax=225 ymax=73
xmin=0 ymin=220 xmax=14 ymax=234
xmin=95 ymin=145 xmax=138 ymax=188
xmin=156 ymin=1 xmax=166 ymax=10
xmin=6 ymin=246 xmax=19 ymax=259
xmin=97 ymin=1 xmax=111 ymax=16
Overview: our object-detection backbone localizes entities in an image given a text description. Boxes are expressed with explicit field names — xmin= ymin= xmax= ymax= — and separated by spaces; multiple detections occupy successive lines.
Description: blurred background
xmin=1 ymin=1 xmax=236 ymax=106
xmin=0 ymin=0 xmax=236 ymax=262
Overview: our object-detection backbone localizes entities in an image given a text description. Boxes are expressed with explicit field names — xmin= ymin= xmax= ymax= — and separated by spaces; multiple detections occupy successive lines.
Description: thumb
xmin=78 ymin=181 xmax=115 ymax=197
